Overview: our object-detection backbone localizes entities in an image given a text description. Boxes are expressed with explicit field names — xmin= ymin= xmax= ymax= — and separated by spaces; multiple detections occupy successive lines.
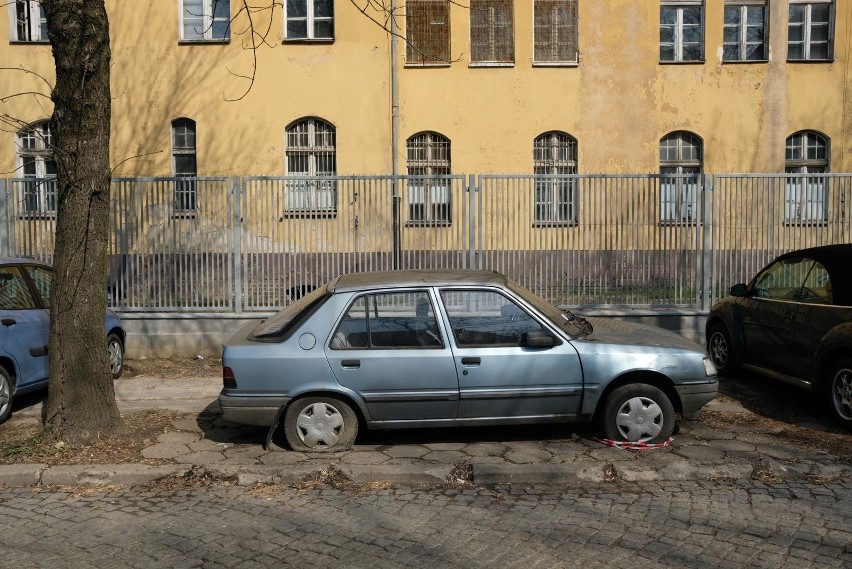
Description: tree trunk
xmin=41 ymin=0 xmax=123 ymax=439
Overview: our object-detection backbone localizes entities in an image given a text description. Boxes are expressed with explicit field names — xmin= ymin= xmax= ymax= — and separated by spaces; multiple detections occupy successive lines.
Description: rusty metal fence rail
xmin=1 ymin=173 xmax=850 ymax=312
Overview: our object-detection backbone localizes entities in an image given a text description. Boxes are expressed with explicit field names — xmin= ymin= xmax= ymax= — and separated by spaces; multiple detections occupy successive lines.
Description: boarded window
xmin=534 ymin=0 xmax=578 ymax=63
xmin=470 ymin=0 xmax=514 ymax=64
xmin=406 ymin=0 xmax=451 ymax=64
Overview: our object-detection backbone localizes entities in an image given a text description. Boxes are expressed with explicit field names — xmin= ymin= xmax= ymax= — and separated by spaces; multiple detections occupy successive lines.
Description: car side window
xmin=24 ymin=265 xmax=52 ymax=304
xmin=0 ymin=267 xmax=37 ymax=310
xmin=439 ymin=289 xmax=543 ymax=348
xmin=799 ymin=262 xmax=832 ymax=305
xmin=753 ymin=258 xmax=814 ymax=301
xmin=330 ymin=291 xmax=442 ymax=350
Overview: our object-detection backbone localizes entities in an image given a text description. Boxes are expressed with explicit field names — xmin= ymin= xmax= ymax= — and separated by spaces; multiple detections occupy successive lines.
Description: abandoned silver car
xmin=219 ymin=270 xmax=718 ymax=451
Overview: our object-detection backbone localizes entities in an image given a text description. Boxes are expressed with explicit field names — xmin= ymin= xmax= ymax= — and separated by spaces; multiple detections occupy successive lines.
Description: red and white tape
xmin=592 ymin=437 xmax=674 ymax=450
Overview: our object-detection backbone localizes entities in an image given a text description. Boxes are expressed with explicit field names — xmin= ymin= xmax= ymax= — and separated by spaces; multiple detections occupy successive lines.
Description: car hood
xmin=581 ymin=317 xmax=703 ymax=351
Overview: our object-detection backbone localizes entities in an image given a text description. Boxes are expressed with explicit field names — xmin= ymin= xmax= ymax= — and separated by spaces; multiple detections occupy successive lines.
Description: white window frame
xmin=659 ymin=0 xmax=704 ymax=63
xmin=722 ymin=0 xmax=768 ymax=62
xmin=285 ymin=118 xmax=337 ymax=214
xmin=659 ymin=131 xmax=702 ymax=223
xmin=532 ymin=0 xmax=578 ymax=66
xmin=172 ymin=118 xmax=198 ymax=214
xmin=787 ymin=0 xmax=834 ymax=61
xmin=179 ymin=0 xmax=230 ymax=42
xmin=785 ymin=131 xmax=830 ymax=224
xmin=16 ymin=121 xmax=56 ymax=216
xmin=533 ymin=132 xmax=577 ymax=225
xmin=9 ymin=0 xmax=47 ymax=42
xmin=284 ymin=0 xmax=335 ymax=41
xmin=406 ymin=132 xmax=452 ymax=225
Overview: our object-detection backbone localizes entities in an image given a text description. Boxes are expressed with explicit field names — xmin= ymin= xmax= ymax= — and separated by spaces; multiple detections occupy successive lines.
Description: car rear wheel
xmin=108 ymin=334 xmax=124 ymax=379
xmin=601 ymin=383 xmax=675 ymax=444
xmin=284 ymin=396 xmax=358 ymax=452
xmin=0 ymin=367 xmax=13 ymax=425
xmin=707 ymin=323 xmax=737 ymax=375
xmin=828 ymin=358 xmax=852 ymax=429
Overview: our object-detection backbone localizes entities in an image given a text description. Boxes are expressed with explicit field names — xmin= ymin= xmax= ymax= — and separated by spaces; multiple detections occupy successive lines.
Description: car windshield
xmin=507 ymin=281 xmax=593 ymax=338
xmin=249 ymin=285 xmax=330 ymax=342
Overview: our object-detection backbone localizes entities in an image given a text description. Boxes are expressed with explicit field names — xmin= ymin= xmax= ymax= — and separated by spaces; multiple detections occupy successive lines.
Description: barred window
xmin=407 ymin=132 xmax=451 ymax=224
xmin=406 ymin=0 xmax=451 ymax=65
xmin=659 ymin=131 xmax=702 ymax=223
xmin=172 ymin=118 xmax=198 ymax=213
xmin=16 ymin=121 xmax=56 ymax=216
xmin=533 ymin=132 xmax=577 ymax=224
xmin=470 ymin=0 xmax=514 ymax=64
xmin=723 ymin=1 xmax=767 ymax=61
xmin=285 ymin=0 xmax=334 ymax=40
xmin=660 ymin=1 xmax=704 ymax=62
xmin=11 ymin=0 xmax=47 ymax=42
xmin=533 ymin=0 xmax=578 ymax=64
xmin=785 ymin=131 xmax=829 ymax=223
xmin=285 ymin=118 xmax=337 ymax=213
xmin=180 ymin=0 xmax=230 ymax=41
xmin=788 ymin=0 xmax=833 ymax=61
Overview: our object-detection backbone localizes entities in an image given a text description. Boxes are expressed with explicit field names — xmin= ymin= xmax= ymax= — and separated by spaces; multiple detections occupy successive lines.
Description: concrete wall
xmin=119 ymin=309 xmax=709 ymax=358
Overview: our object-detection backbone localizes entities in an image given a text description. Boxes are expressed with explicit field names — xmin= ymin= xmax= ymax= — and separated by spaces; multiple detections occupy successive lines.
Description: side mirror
xmin=523 ymin=330 xmax=556 ymax=348
xmin=730 ymin=283 xmax=748 ymax=297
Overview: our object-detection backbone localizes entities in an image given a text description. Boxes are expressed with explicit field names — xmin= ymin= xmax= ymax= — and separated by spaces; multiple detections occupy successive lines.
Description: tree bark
xmin=41 ymin=0 xmax=123 ymax=439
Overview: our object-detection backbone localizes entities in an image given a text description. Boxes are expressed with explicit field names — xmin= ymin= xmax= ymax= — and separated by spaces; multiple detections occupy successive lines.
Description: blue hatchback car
xmin=0 ymin=258 xmax=125 ymax=425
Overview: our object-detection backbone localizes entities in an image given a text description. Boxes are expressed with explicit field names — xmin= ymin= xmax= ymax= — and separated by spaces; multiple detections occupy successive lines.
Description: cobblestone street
xmin=2 ymin=480 xmax=851 ymax=568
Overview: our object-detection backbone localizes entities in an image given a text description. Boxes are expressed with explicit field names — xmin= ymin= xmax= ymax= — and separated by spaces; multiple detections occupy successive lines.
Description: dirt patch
xmin=122 ymin=356 xmax=221 ymax=379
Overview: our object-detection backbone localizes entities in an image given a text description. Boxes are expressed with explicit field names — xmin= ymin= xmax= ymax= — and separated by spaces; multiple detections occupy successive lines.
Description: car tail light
xmin=222 ymin=367 xmax=237 ymax=389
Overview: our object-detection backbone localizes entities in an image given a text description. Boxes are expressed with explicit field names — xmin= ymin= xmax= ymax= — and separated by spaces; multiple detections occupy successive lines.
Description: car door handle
xmin=461 ymin=357 xmax=481 ymax=366
xmin=341 ymin=359 xmax=360 ymax=369
xmin=1 ymin=318 xmax=15 ymax=327
xmin=783 ymin=310 xmax=795 ymax=320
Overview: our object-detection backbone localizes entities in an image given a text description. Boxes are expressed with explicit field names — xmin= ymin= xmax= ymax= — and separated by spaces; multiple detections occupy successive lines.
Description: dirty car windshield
xmin=507 ymin=281 xmax=593 ymax=338
xmin=249 ymin=285 xmax=329 ymax=342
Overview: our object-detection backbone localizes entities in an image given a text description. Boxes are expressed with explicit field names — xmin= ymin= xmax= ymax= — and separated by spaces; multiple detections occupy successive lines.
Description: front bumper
xmin=675 ymin=378 xmax=719 ymax=419
xmin=218 ymin=391 xmax=292 ymax=427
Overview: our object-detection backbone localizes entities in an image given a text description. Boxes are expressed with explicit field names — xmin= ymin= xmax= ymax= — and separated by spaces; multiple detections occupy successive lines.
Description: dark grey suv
xmin=706 ymin=244 xmax=852 ymax=428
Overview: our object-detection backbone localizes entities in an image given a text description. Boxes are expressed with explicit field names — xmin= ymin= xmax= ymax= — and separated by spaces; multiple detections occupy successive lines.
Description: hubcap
xmin=832 ymin=367 xmax=852 ymax=421
xmin=296 ymin=402 xmax=345 ymax=448
xmin=709 ymin=332 xmax=728 ymax=369
xmin=615 ymin=396 xmax=664 ymax=442
xmin=0 ymin=374 xmax=10 ymax=415
xmin=109 ymin=340 xmax=123 ymax=375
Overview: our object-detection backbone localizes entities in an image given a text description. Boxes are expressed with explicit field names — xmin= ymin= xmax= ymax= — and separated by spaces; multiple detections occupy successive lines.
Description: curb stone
xmin=39 ymin=464 xmax=190 ymax=486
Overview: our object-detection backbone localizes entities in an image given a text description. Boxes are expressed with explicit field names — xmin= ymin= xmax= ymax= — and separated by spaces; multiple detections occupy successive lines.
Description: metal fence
xmin=1 ymin=173 xmax=850 ymax=312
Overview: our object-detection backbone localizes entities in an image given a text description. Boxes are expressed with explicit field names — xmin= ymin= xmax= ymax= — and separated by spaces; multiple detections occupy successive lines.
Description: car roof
xmin=328 ymin=269 xmax=508 ymax=293
xmin=775 ymin=244 xmax=852 ymax=305
xmin=0 ymin=257 xmax=50 ymax=267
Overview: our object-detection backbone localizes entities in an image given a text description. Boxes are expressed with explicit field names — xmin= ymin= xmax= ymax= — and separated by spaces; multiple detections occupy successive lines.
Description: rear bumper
xmin=218 ymin=391 xmax=291 ymax=426
xmin=675 ymin=378 xmax=719 ymax=419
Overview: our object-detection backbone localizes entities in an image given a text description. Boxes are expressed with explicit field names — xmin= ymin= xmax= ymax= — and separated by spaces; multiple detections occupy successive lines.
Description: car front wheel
xmin=0 ymin=367 xmax=12 ymax=425
xmin=284 ymin=396 xmax=358 ymax=452
xmin=828 ymin=358 xmax=852 ymax=429
xmin=707 ymin=323 xmax=737 ymax=375
xmin=601 ymin=383 xmax=675 ymax=444
xmin=108 ymin=334 xmax=124 ymax=379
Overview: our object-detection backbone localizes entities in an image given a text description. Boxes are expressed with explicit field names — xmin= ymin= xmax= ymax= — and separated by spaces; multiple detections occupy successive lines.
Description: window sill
xmin=658 ymin=220 xmax=701 ymax=227
xmin=283 ymin=38 xmax=335 ymax=44
xmin=178 ymin=39 xmax=230 ymax=45
xmin=722 ymin=59 xmax=769 ymax=64
xmin=9 ymin=39 xmax=50 ymax=45
xmin=659 ymin=59 xmax=705 ymax=65
xmin=468 ymin=62 xmax=514 ymax=68
xmin=406 ymin=220 xmax=452 ymax=228
xmin=532 ymin=221 xmax=578 ymax=228
xmin=172 ymin=211 xmax=197 ymax=220
xmin=532 ymin=61 xmax=579 ymax=68
xmin=18 ymin=212 xmax=56 ymax=220
xmin=784 ymin=219 xmax=828 ymax=227
xmin=404 ymin=63 xmax=452 ymax=68
xmin=787 ymin=58 xmax=835 ymax=64
xmin=281 ymin=210 xmax=338 ymax=219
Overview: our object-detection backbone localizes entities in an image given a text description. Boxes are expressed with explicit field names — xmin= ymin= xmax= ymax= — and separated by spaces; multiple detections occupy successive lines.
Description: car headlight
xmin=703 ymin=356 xmax=718 ymax=377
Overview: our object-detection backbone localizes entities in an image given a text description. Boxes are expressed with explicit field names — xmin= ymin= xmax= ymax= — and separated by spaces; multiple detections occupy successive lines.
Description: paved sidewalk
xmin=3 ymin=375 xmax=852 ymax=488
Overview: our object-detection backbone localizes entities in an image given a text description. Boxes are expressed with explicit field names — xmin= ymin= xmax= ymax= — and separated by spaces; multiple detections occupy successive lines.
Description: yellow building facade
xmin=1 ymin=0 xmax=850 ymax=178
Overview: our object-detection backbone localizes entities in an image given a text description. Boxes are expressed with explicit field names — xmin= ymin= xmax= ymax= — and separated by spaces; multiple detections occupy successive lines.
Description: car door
xmin=325 ymin=289 xmax=459 ymax=423
xmin=438 ymin=287 xmax=584 ymax=420
xmin=0 ymin=264 xmax=50 ymax=388
xmin=740 ymin=258 xmax=811 ymax=372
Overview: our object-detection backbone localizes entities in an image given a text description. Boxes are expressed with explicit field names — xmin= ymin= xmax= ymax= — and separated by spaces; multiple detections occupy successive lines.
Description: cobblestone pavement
xmin=1 ymin=480 xmax=851 ymax=568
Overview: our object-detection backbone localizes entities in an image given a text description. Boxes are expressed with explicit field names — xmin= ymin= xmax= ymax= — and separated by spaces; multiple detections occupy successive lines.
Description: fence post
xmin=701 ymin=174 xmax=714 ymax=311
xmin=468 ymin=174 xmax=477 ymax=270
xmin=0 ymin=179 xmax=7 ymax=257
xmin=232 ymin=177 xmax=243 ymax=314
xmin=392 ymin=176 xmax=401 ymax=270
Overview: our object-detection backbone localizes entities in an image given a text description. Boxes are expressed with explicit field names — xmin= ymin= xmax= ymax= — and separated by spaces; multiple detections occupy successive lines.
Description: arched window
xmin=172 ymin=118 xmax=197 ymax=213
xmin=285 ymin=118 xmax=336 ymax=213
xmin=785 ymin=131 xmax=829 ymax=222
xmin=16 ymin=121 xmax=56 ymax=215
xmin=660 ymin=131 xmax=702 ymax=223
xmin=406 ymin=132 xmax=451 ymax=224
xmin=534 ymin=131 xmax=577 ymax=223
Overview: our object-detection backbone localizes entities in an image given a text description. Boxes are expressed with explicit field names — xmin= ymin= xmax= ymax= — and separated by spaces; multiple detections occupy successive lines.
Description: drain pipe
xmin=390 ymin=0 xmax=402 ymax=270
